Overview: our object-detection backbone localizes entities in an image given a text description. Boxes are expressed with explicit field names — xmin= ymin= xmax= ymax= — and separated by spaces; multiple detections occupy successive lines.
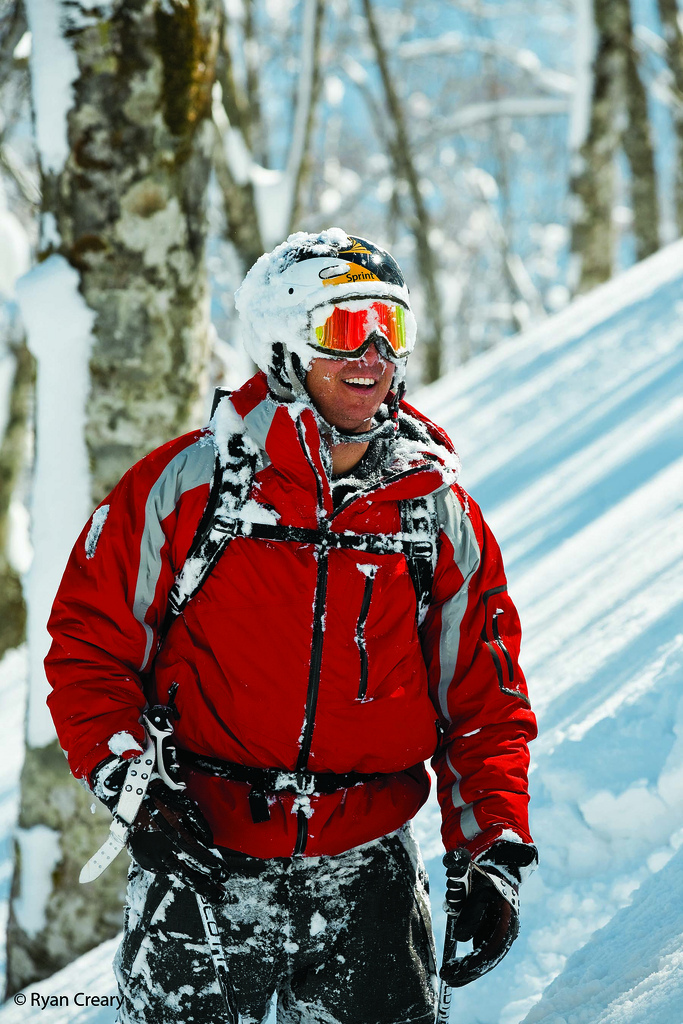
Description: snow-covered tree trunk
xmin=570 ymin=0 xmax=659 ymax=293
xmin=6 ymin=0 xmax=221 ymax=994
xmin=656 ymin=0 xmax=683 ymax=235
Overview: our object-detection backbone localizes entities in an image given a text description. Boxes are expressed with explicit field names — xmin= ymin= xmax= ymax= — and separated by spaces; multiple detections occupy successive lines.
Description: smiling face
xmin=304 ymin=341 xmax=394 ymax=433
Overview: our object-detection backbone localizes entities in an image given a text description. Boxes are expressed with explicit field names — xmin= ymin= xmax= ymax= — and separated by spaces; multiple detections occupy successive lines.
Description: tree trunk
xmin=0 ymin=327 xmax=33 ymax=661
xmin=570 ymin=0 xmax=624 ymax=292
xmin=6 ymin=0 xmax=221 ymax=995
xmin=621 ymin=7 xmax=659 ymax=261
xmin=656 ymin=0 xmax=683 ymax=235
xmin=65 ymin=0 xmax=221 ymax=501
xmin=570 ymin=0 xmax=659 ymax=294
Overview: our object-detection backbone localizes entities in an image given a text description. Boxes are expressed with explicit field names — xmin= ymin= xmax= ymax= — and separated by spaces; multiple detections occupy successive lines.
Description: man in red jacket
xmin=46 ymin=230 xmax=537 ymax=1024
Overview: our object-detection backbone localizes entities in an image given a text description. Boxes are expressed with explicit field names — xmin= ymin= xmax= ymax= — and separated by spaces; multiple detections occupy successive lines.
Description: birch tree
xmin=6 ymin=0 xmax=221 ymax=993
xmin=570 ymin=0 xmax=659 ymax=293
xmin=656 ymin=0 xmax=683 ymax=234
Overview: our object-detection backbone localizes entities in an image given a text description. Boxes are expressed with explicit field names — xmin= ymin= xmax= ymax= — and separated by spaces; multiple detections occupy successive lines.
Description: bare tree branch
xmin=418 ymin=95 xmax=570 ymax=140
xmin=0 ymin=142 xmax=40 ymax=204
xmin=399 ymin=32 xmax=575 ymax=96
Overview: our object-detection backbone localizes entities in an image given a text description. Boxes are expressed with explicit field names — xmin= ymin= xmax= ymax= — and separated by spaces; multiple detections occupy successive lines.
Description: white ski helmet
xmin=234 ymin=228 xmax=417 ymax=404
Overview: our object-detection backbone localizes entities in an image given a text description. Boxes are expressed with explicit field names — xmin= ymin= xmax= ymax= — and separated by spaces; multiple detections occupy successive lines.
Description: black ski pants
xmin=114 ymin=824 xmax=437 ymax=1024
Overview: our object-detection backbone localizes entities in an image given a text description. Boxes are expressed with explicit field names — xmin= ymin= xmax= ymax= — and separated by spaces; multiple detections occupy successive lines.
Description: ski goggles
xmin=309 ymin=301 xmax=409 ymax=359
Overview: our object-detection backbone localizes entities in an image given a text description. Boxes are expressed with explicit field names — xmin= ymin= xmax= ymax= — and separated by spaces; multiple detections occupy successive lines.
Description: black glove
xmin=440 ymin=841 xmax=537 ymax=987
xmin=92 ymin=755 xmax=231 ymax=903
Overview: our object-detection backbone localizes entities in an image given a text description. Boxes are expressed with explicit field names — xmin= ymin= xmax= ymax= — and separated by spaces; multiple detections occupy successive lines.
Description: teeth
xmin=345 ymin=377 xmax=376 ymax=386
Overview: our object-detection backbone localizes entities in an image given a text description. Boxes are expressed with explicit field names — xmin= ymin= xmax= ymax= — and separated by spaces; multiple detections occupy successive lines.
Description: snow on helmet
xmin=234 ymin=228 xmax=416 ymax=401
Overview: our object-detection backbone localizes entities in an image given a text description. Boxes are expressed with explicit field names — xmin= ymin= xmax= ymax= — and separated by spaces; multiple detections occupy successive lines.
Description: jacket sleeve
xmin=45 ymin=431 xmax=215 ymax=783
xmin=421 ymin=483 xmax=537 ymax=858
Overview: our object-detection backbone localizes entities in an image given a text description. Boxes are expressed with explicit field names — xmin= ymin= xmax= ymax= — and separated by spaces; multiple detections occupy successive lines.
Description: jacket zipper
xmin=294 ymin=807 xmax=309 ymax=857
xmin=291 ymin=434 xmax=438 ymax=855
xmin=482 ymin=586 xmax=512 ymax=678
xmin=492 ymin=612 xmax=515 ymax=683
xmin=297 ymin=545 xmax=329 ymax=773
xmin=356 ymin=573 xmax=376 ymax=700
xmin=482 ymin=586 xmax=531 ymax=707
xmin=292 ymin=549 xmax=328 ymax=855
xmin=356 ymin=574 xmax=375 ymax=700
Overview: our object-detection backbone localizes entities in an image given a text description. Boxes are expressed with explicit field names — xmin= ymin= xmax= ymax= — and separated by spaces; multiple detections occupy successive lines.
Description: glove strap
xmin=143 ymin=705 xmax=186 ymax=792
xmin=473 ymin=862 xmax=520 ymax=915
xmin=79 ymin=736 xmax=156 ymax=883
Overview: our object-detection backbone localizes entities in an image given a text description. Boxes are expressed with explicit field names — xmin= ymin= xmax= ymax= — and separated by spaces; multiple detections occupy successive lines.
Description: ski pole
xmin=196 ymin=892 xmax=242 ymax=1024
xmin=436 ymin=915 xmax=457 ymax=1022
xmin=436 ymin=849 xmax=471 ymax=1023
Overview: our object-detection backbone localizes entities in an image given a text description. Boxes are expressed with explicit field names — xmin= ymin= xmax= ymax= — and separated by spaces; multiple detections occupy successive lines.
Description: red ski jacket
xmin=46 ymin=372 xmax=536 ymax=859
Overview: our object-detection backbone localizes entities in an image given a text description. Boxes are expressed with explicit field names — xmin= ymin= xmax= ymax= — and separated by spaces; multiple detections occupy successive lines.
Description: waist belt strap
xmin=178 ymin=749 xmax=394 ymax=824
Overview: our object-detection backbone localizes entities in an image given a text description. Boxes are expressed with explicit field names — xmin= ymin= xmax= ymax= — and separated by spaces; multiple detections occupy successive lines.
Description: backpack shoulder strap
xmin=155 ymin=390 xmax=258 ymax=654
xmin=399 ymin=492 xmax=439 ymax=626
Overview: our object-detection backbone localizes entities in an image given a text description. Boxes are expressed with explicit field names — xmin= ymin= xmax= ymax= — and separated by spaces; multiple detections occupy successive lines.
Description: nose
xmin=361 ymin=340 xmax=382 ymax=364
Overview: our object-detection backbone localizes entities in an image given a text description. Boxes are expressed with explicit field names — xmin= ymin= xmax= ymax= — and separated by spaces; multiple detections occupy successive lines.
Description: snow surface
xmin=13 ymin=825 xmax=61 ymax=937
xmin=24 ymin=0 xmax=79 ymax=175
xmin=16 ymin=255 xmax=95 ymax=747
xmin=0 ymin=198 xmax=30 ymax=300
xmin=1 ymin=239 xmax=683 ymax=1020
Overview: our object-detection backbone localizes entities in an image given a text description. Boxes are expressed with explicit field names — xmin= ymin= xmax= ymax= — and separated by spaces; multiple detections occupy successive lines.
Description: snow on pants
xmin=113 ymin=824 xmax=437 ymax=1024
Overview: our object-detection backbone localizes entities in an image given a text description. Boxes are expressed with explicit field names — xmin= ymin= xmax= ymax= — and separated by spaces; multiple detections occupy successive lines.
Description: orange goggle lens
xmin=312 ymin=302 xmax=407 ymax=357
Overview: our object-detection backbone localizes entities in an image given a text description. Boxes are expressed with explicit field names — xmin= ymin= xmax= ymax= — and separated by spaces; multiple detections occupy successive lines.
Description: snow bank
xmin=24 ymin=0 xmax=79 ymax=175
xmin=522 ymin=847 xmax=683 ymax=1024
xmin=0 ymin=939 xmax=119 ymax=1024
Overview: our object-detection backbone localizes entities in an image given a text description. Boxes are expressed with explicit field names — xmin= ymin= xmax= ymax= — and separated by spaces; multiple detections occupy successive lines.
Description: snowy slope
xmin=416 ymin=237 xmax=683 ymax=1024
xmin=1 ymin=240 xmax=683 ymax=1022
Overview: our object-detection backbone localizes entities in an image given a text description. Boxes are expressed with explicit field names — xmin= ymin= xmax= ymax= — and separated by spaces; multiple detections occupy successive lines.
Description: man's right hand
xmin=91 ymin=756 xmax=231 ymax=903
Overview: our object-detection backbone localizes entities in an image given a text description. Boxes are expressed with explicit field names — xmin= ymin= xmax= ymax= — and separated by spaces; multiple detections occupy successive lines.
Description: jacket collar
xmin=211 ymin=372 xmax=459 ymax=512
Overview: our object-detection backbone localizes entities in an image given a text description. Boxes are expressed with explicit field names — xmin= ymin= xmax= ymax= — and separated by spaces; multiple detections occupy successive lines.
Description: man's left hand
xmin=441 ymin=840 xmax=537 ymax=987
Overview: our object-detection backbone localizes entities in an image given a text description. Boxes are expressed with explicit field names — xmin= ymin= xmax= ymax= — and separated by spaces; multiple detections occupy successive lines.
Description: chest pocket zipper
xmin=482 ymin=586 xmax=530 ymax=706
xmin=356 ymin=568 xmax=377 ymax=700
